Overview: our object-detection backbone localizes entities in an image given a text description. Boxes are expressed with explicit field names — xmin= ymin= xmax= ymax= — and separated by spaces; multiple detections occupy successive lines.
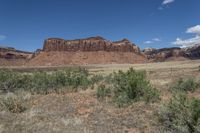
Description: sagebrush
xmin=0 ymin=68 xmax=91 ymax=94
xmin=158 ymin=93 xmax=200 ymax=133
xmin=96 ymin=84 xmax=111 ymax=99
xmin=96 ymin=68 xmax=160 ymax=107
xmin=170 ymin=78 xmax=199 ymax=92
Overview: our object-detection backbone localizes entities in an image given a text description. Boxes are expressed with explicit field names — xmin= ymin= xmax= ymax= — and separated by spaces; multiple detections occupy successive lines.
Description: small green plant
xmin=95 ymin=68 xmax=160 ymax=107
xmin=96 ymin=84 xmax=111 ymax=99
xmin=158 ymin=93 xmax=200 ymax=133
xmin=0 ymin=94 xmax=27 ymax=113
xmin=170 ymin=78 xmax=199 ymax=92
xmin=90 ymin=74 xmax=104 ymax=84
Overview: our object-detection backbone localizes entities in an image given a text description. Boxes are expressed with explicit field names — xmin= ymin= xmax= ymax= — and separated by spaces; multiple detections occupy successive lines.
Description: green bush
xmin=96 ymin=84 xmax=111 ymax=99
xmin=0 ymin=68 xmax=91 ymax=94
xmin=170 ymin=78 xmax=199 ymax=93
xmin=90 ymin=74 xmax=104 ymax=84
xmin=96 ymin=68 xmax=160 ymax=107
xmin=158 ymin=93 xmax=200 ymax=133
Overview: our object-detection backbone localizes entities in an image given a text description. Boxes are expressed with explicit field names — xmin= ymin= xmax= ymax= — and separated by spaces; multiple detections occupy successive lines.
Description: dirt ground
xmin=0 ymin=60 xmax=200 ymax=133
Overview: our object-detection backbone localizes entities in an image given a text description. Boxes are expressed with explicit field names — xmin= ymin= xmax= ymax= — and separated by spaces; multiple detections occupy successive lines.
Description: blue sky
xmin=0 ymin=0 xmax=200 ymax=51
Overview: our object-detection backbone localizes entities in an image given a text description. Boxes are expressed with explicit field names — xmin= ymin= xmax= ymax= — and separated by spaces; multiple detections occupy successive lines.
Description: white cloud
xmin=144 ymin=41 xmax=153 ymax=44
xmin=172 ymin=25 xmax=200 ymax=47
xmin=0 ymin=35 xmax=6 ymax=41
xmin=186 ymin=25 xmax=200 ymax=34
xmin=144 ymin=38 xmax=161 ymax=44
xmin=162 ymin=0 xmax=175 ymax=5
xmin=172 ymin=35 xmax=200 ymax=47
xmin=152 ymin=38 xmax=161 ymax=42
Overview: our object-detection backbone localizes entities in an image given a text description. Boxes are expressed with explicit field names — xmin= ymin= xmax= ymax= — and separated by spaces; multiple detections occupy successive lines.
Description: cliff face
xmin=43 ymin=36 xmax=140 ymax=53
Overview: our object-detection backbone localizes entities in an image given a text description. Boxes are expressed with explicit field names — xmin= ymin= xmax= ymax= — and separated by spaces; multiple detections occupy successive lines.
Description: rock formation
xmin=0 ymin=46 xmax=33 ymax=66
xmin=183 ymin=44 xmax=200 ymax=59
xmin=143 ymin=44 xmax=200 ymax=62
xmin=43 ymin=36 xmax=140 ymax=53
xmin=0 ymin=47 xmax=32 ymax=59
xmin=27 ymin=36 xmax=146 ymax=66
xmin=143 ymin=47 xmax=186 ymax=61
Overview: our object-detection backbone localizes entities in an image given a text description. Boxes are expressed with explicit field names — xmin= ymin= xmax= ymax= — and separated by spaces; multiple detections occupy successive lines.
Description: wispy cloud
xmin=144 ymin=38 xmax=161 ymax=44
xmin=152 ymin=38 xmax=161 ymax=42
xmin=144 ymin=41 xmax=153 ymax=44
xmin=172 ymin=25 xmax=200 ymax=47
xmin=0 ymin=35 xmax=6 ymax=41
xmin=158 ymin=0 xmax=175 ymax=10
xmin=162 ymin=0 xmax=175 ymax=5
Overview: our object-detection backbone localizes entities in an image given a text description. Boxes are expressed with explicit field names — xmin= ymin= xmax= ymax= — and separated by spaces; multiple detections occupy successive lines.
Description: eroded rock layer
xmin=43 ymin=37 xmax=140 ymax=53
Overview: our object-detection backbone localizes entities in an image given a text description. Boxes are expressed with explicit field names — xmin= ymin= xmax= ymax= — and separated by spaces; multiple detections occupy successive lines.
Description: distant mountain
xmin=0 ymin=37 xmax=200 ymax=66
xmin=143 ymin=44 xmax=200 ymax=62
xmin=0 ymin=46 xmax=33 ymax=66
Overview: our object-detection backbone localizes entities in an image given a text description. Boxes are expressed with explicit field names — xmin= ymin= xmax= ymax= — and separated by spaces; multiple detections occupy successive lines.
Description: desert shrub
xmin=67 ymin=68 xmax=90 ymax=89
xmin=96 ymin=68 xmax=160 ymax=107
xmin=90 ymin=74 xmax=104 ymax=84
xmin=0 ymin=68 xmax=91 ymax=94
xmin=158 ymin=93 xmax=200 ymax=133
xmin=96 ymin=84 xmax=111 ymax=99
xmin=170 ymin=78 xmax=199 ymax=93
xmin=0 ymin=94 xmax=27 ymax=113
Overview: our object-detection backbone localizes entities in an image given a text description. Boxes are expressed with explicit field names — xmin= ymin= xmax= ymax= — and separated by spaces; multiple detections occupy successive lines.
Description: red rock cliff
xmin=43 ymin=36 xmax=140 ymax=53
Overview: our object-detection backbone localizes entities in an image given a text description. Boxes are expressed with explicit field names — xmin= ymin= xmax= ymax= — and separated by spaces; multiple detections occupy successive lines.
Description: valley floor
xmin=1 ymin=60 xmax=200 ymax=133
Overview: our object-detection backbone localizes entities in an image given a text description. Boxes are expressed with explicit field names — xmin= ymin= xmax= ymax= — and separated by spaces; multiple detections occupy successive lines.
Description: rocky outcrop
xmin=43 ymin=36 xmax=140 ymax=53
xmin=143 ymin=44 xmax=200 ymax=62
xmin=142 ymin=48 xmax=157 ymax=58
xmin=0 ymin=47 xmax=33 ymax=60
xmin=0 ymin=46 xmax=33 ymax=66
xmin=183 ymin=44 xmax=200 ymax=59
xmin=143 ymin=47 xmax=187 ymax=61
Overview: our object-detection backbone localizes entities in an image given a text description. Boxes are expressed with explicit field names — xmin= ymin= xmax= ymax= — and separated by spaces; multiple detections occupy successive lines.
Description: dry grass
xmin=0 ymin=60 xmax=200 ymax=133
